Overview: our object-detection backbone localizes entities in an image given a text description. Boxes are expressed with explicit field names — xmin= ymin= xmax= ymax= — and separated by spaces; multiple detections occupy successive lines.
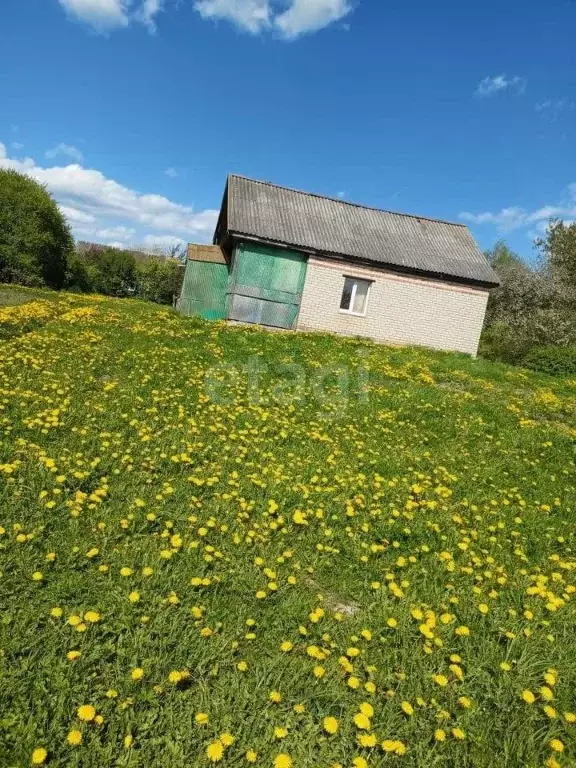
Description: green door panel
xmin=228 ymin=243 xmax=307 ymax=330
xmin=177 ymin=261 xmax=228 ymax=320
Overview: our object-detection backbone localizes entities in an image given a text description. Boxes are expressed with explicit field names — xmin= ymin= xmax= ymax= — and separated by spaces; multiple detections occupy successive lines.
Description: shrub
xmin=522 ymin=345 xmax=576 ymax=376
xmin=81 ymin=246 xmax=137 ymax=297
xmin=136 ymin=258 xmax=184 ymax=305
xmin=0 ymin=169 xmax=73 ymax=288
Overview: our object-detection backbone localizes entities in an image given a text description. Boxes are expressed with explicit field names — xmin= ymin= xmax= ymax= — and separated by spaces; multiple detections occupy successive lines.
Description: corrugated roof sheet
xmin=224 ymin=175 xmax=499 ymax=286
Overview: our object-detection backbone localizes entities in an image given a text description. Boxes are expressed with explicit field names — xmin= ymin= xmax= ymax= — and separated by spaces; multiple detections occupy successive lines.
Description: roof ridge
xmin=227 ymin=173 xmax=468 ymax=229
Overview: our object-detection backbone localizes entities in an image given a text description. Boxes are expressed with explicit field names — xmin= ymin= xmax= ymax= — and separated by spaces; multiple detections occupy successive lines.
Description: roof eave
xmin=227 ymin=230 xmax=500 ymax=290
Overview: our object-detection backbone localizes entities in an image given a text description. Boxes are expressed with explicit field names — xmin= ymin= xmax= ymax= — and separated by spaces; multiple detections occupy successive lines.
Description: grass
xmin=0 ymin=286 xmax=575 ymax=768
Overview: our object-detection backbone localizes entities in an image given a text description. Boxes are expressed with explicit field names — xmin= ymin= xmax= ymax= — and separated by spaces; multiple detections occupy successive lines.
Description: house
xmin=177 ymin=175 xmax=499 ymax=355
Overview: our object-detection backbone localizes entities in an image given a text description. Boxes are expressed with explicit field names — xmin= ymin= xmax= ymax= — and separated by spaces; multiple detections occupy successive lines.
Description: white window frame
xmin=339 ymin=275 xmax=372 ymax=317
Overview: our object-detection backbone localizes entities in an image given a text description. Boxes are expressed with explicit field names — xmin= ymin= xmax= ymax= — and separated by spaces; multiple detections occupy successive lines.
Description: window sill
xmin=339 ymin=309 xmax=367 ymax=318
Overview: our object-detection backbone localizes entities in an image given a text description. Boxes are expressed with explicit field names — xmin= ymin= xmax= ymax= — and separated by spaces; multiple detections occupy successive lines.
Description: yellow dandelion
xmin=31 ymin=748 xmax=48 ymax=765
xmin=67 ymin=730 xmax=82 ymax=746
xmin=323 ymin=716 xmax=339 ymax=735
xmin=401 ymin=701 xmax=414 ymax=716
xmin=206 ymin=740 xmax=224 ymax=762
xmin=521 ymin=690 xmax=536 ymax=704
xmin=77 ymin=704 xmax=96 ymax=722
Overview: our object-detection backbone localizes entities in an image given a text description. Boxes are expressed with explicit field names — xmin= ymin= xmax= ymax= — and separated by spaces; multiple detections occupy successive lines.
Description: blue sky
xmin=1 ymin=0 xmax=575 ymax=260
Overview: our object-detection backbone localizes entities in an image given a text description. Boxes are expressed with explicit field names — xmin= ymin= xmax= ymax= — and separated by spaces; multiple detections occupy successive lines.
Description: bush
xmin=522 ymin=345 xmax=576 ymax=376
xmin=81 ymin=246 xmax=137 ymax=297
xmin=0 ymin=169 xmax=73 ymax=288
xmin=136 ymin=258 xmax=184 ymax=305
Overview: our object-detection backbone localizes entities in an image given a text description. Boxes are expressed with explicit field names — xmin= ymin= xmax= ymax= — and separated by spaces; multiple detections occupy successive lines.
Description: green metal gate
xmin=227 ymin=243 xmax=307 ymax=329
xmin=177 ymin=259 xmax=228 ymax=320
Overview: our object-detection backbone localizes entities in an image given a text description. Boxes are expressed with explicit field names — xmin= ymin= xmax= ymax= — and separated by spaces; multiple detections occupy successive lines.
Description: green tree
xmin=136 ymin=257 xmax=184 ymax=304
xmin=484 ymin=240 xmax=525 ymax=270
xmin=536 ymin=219 xmax=576 ymax=289
xmin=0 ymin=168 xmax=73 ymax=288
xmin=80 ymin=245 xmax=137 ymax=297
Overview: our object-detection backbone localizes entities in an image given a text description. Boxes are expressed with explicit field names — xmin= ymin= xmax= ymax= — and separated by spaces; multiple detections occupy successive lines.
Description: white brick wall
xmin=296 ymin=257 xmax=490 ymax=356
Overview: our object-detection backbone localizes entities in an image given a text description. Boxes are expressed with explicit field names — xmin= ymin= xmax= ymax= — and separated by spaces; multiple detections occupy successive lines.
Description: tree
xmin=484 ymin=240 xmax=525 ymax=270
xmin=82 ymin=246 xmax=137 ymax=297
xmin=0 ymin=168 xmax=73 ymax=288
xmin=536 ymin=219 xmax=576 ymax=289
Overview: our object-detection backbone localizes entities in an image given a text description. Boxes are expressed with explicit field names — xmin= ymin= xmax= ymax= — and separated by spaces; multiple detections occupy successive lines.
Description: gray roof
xmin=221 ymin=175 xmax=499 ymax=287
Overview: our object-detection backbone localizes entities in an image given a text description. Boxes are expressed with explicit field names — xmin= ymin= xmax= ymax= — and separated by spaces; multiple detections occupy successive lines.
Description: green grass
xmin=0 ymin=287 xmax=575 ymax=768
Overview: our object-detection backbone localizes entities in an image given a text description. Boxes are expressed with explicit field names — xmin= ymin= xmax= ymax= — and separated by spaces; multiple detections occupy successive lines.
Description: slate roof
xmin=219 ymin=175 xmax=499 ymax=287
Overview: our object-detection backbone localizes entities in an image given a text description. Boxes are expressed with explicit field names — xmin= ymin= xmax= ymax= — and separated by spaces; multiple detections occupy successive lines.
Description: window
xmin=339 ymin=276 xmax=371 ymax=316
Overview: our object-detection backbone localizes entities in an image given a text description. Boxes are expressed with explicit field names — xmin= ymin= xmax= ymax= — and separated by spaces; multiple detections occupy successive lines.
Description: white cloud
xmin=194 ymin=0 xmax=271 ymax=33
xmin=460 ymin=188 xmax=576 ymax=233
xmin=535 ymin=98 xmax=575 ymax=121
xmin=59 ymin=205 xmax=96 ymax=225
xmin=0 ymin=141 xmax=218 ymax=246
xmin=165 ymin=167 xmax=178 ymax=178
xmin=58 ymin=0 xmax=130 ymax=29
xmin=475 ymin=74 xmax=526 ymax=98
xmin=12 ymin=141 xmax=24 ymax=150
xmin=46 ymin=143 xmax=84 ymax=163
xmin=58 ymin=0 xmax=165 ymax=31
xmin=274 ymin=0 xmax=352 ymax=39
xmin=58 ymin=0 xmax=355 ymax=37
xmin=193 ymin=0 xmax=354 ymax=37
xmin=137 ymin=0 xmax=165 ymax=29
xmin=140 ymin=233 xmax=187 ymax=252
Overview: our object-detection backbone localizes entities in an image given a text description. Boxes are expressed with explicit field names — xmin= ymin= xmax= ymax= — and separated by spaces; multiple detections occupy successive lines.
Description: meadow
xmin=0 ymin=285 xmax=575 ymax=768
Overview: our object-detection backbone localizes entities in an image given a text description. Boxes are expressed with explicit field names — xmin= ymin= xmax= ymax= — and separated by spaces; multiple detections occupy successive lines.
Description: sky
xmin=1 ymin=0 xmax=575 ymax=261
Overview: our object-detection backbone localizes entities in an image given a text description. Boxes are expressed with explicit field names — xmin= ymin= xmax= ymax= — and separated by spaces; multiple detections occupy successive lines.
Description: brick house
xmin=177 ymin=175 xmax=499 ymax=356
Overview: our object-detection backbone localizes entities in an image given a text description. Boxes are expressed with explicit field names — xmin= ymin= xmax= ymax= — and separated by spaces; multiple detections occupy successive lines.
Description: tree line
xmin=0 ymin=168 xmax=183 ymax=305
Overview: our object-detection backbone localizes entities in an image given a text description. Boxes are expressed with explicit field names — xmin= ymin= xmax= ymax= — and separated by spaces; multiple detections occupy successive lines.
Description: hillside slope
xmin=0 ymin=286 xmax=575 ymax=768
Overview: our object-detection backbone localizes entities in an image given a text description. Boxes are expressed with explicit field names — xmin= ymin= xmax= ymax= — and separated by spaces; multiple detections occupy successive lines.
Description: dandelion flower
xmin=323 ymin=716 xmax=338 ymax=734
xmin=31 ymin=748 xmax=48 ymax=765
xmin=452 ymin=728 xmax=466 ymax=740
xmin=273 ymin=754 xmax=292 ymax=768
xmin=434 ymin=729 xmax=446 ymax=741
xmin=401 ymin=701 xmax=414 ymax=716
xmin=280 ymin=641 xmax=293 ymax=653
xmin=195 ymin=712 xmax=209 ymax=725
xmin=359 ymin=702 xmax=374 ymax=717
xmin=67 ymin=730 xmax=82 ymax=746
xmin=521 ymin=690 xmax=536 ymax=704
xmin=353 ymin=712 xmax=371 ymax=730
xmin=549 ymin=739 xmax=564 ymax=753
xmin=269 ymin=690 xmax=282 ymax=703
xmin=246 ymin=749 xmax=258 ymax=762
xmin=77 ymin=704 xmax=96 ymax=722
xmin=206 ymin=740 xmax=224 ymax=762
xmin=433 ymin=674 xmax=448 ymax=687
xmin=131 ymin=667 xmax=145 ymax=681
